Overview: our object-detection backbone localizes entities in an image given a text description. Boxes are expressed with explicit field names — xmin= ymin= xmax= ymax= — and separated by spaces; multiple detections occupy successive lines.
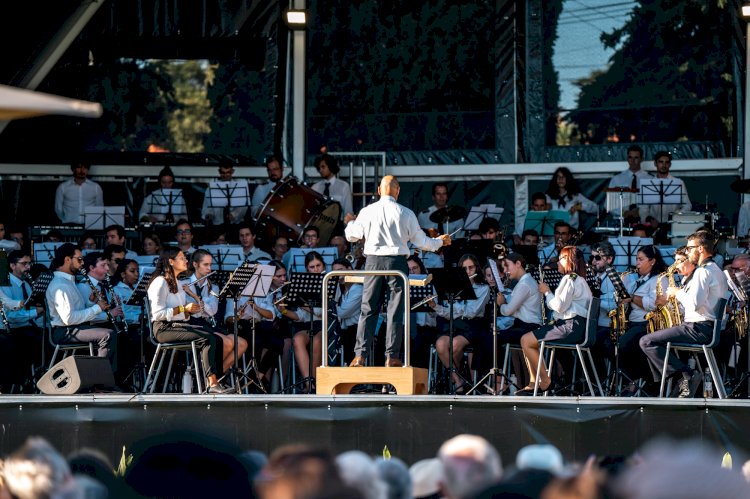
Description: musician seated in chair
xmin=290 ymin=252 xmax=327 ymax=388
xmin=187 ymin=249 xmax=247 ymax=376
xmin=639 ymin=231 xmax=728 ymax=398
xmin=614 ymin=245 xmax=668 ymax=396
xmin=518 ymin=246 xmax=591 ymax=395
xmin=473 ymin=253 xmax=543 ymax=393
xmin=407 ymin=255 xmax=438 ymax=370
xmin=46 ymin=244 xmax=118 ymax=376
xmin=429 ymin=254 xmax=490 ymax=395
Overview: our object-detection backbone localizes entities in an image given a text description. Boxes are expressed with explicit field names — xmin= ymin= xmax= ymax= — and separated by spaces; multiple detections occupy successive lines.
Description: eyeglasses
xmin=74 ymin=256 xmax=84 ymax=262
xmin=675 ymin=259 xmax=687 ymax=265
xmin=176 ymin=229 xmax=192 ymax=234
xmin=14 ymin=261 xmax=31 ymax=266
xmin=554 ymin=231 xmax=569 ymax=236
xmin=591 ymin=255 xmax=603 ymax=261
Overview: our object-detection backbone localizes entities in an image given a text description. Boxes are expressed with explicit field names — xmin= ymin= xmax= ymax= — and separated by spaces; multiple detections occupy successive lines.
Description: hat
xmin=410 ymin=458 xmax=443 ymax=498
xmin=515 ymin=444 xmax=564 ymax=474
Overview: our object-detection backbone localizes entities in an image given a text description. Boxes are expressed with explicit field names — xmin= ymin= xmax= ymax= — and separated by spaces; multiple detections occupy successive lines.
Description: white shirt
xmin=181 ymin=275 xmax=219 ymax=321
xmin=242 ymin=247 xmax=272 ymax=263
xmin=147 ymin=275 xmax=189 ymax=322
xmin=251 ymin=181 xmax=277 ymax=218
xmin=545 ymin=193 xmax=598 ymax=230
xmin=55 ymin=178 xmax=104 ymax=224
xmin=417 ymin=204 xmax=463 ymax=237
xmin=435 ymin=283 xmax=490 ymax=320
xmin=201 ymin=180 xmax=250 ymax=225
xmin=225 ymin=296 xmax=264 ymax=322
xmin=139 ymin=189 xmax=188 ymax=223
xmin=0 ymin=274 xmax=39 ymax=328
xmin=608 ymin=168 xmax=653 ymax=216
xmin=345 ymin=195 xmax=444 ymax=256
xmin=76 ymin=275 xmax=111 ymax=324
xmin=114 ymin=281 xmax=140 ymax=324
xmin=312 ymin=176 xmax=353 ymax=219
xmin=677 ymin=260 xmax=728 ymax=322
xmin=642 ymin=174 xmax=692 ymax=223
xmin=500 ymin=273 xmax=542 ymax=326
xmin=47 ymin=271 xmax=102 ymax=327
xmin=545 ymin=273 xmax=592 ymax=320
xmin=627 ymin=273 xmax=665 ymax=323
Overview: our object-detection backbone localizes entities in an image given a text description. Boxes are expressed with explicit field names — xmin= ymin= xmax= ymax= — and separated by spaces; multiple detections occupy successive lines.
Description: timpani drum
xmin=254 ymin=177 xmax=341 ymax=245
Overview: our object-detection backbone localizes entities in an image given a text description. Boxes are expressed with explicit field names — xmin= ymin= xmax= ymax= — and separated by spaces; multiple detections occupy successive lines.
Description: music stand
xmin=238 ymin=263 xmax=275 ymax=393
xmin=610 ymin=236 xmax=653 ymax=271
xmin=408 ymin=276 xmax=437 ymax=312
xmin=83 ymin=206 xmax=126 ymax=231
xmin=28 ymin=271 xmax=54 ymax=377
xmin=201 ymin=244 xmax=244 ymax=271
xmin=218 ymin=262 xmax=259 ymax=393
xmin=468 ymin=259 xmax=514 ymax=395
xmin=125 ymin=271 xmax=152 ymax=392
xmin=146 ymin=188 xmax=185 ymax=224
xmin=282 ymin=272 xmax=338 ymax=394
xmin=639 ymin=178 xmax=684 ymax=225
xmin=443 ymin=239 xmax=494 ymax=269
xmin=287 ymin=247 xmax=338 ymax=273
xmin=524 ymin=211 xmax=569 ymax=238
xmin=206 ymin=181 xmax=250 ymax=223
xmin=464 ymin=205 xmax=503 ymax=232
xmin=33 ymin=242 xmax=63 ymax=268
xmin=430 ymin=267 xmax=476 ymax=395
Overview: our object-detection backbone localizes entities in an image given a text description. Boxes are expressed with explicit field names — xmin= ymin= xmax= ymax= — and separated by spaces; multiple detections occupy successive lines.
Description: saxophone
xmin=645 ymin=263 xmax=682 ymax=333
xmin=725 ymin=269 xmax=748 ymax=339
xmin=606 ymin=269 xmax=634 ymax=340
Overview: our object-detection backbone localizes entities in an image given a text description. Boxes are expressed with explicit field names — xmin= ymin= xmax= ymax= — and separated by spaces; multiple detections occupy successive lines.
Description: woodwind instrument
xmin=539 ymin=265 xmax=548 ymax=323
xmin=103 ymin=274 xmax=128 ymax=331
xmin=645 ymin=262 xmax=682 ymax=333
xmin=605 ymin=267 xmax=634 ymax=341
xmin=0 ymin=300 xmax=10 ymax=330
xmin=725 ymin=269 xmax=748 ymax=339
xmin=79 ymin=268 xmax=125 ymax=334
xmin=411 ymin=294 xmax=438 ymax=311
xmin=182 ymin=276 xmax=216 ymax=328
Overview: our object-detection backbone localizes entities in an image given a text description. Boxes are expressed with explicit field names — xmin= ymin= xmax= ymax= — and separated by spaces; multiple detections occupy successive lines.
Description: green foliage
xmin=383 ymin=445 xmax=391 ymax=460
xmin=115 ymin=445 xmax=133 ymax=477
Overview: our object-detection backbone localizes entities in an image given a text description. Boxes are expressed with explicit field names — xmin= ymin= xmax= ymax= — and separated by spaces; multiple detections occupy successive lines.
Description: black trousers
xmin=153 ymin=321 xmax=222 ymax=378
xmin=639 ymin=321 xmax=713 ymax=382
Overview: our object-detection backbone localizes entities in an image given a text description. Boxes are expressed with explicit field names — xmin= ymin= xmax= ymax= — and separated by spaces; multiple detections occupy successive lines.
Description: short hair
xmin=3 ymin=437 xmax=71 ymax=499
xmin=104 ymin=224 xmax=126 ymax=240
xmin=654 ymin=150 xmax=672 ymax=162
xmin=191 ymin=248 xmax=212 ymax=266
xmin=687 ymin=230 xmax=717 ymax=255
xmin=103 ymin=244 xmax=126 ymax=260
xmin=432 ymin=183 xmax=448 ymax=196
xmin=304 ymin=226 xmax=320 ymax=237
xmin=158 ymin=166 xmax=175 ymax=180
xmin=521 ymin=229 xmax=539 ymax=240
xmin=531 ymin=191 xmax=547 ymax=203
xmin=438 ymin=434 xmax=503 ymax=499
xmin=627 ymin=145 xmax=644 ymax=157
xmin=314 ymin=153 xmax=340 ymax=175
xmin=553 ymin=221 xmax=572 ymax=232
xmin=83 ymin=251 xmax=106 ymax=271
xmin=7 ymin=249 xmax=30 ymax=265
xmin=504 ymin=252 xmax=526 ymax=267
xmin=70 ymin=161 xmax=90 ymax=170
xmin=592 ymin=241 xmax=615 ymax=258
xmin=478 ymin=218 xmax=500 ymax=234
xmin=174 ymin=219 xmax=193 ymax=234
xmin=266 ymin=154 xmax=284 ymax=168
xmin=332 ymin=257 xmax=352 ymax=269
xmin=376 ymin=457 xmax=412 ymax=499
xmin=732 ymin=253 xmax=750 ymax=265
xmin=52 ymin=243 xmax=79 ymax=269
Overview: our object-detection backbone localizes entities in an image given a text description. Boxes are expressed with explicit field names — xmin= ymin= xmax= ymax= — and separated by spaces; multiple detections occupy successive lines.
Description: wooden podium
xmin=316 ymin=366 xmax=428 ymax=395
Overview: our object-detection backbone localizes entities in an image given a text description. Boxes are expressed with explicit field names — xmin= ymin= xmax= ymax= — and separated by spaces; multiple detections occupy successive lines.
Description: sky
xmin=552 ymin=0 xmax=637 ymax=111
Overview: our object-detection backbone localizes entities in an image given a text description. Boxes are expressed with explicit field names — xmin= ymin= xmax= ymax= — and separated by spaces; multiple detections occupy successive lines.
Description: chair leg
xmin=659 ymin=342 xmax=672 ymax=398
xmin=191 ymin=341 xmax=204 ymax=395
xmin=88 ymin=342 xmax=94 ymax=356
xmin=144 ymin=344 xmax=163 ymax=393
xmin=576 ymin=346 xmax=595 ymax=396
xmin=704 ymin=346 xmax=726 ymax=399
xmin=585 ymin=348 xmax=605 ymax=396
xmin=533 ymin=342 xmax=546 ymax=396
xmin=163 ymin=350 xmax=177 ymax=393
xmin=48 ymin=345 xmax=61 ymax=370
xmin=428 ymin=345 xmax=436 ymax=393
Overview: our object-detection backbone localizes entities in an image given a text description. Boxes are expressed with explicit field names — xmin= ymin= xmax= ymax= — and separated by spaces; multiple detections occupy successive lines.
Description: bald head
xmin=379 ymin=175 xmax=400 ymax=199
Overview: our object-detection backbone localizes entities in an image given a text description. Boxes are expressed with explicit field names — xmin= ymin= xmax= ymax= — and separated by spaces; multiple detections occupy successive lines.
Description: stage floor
xmin=2 ymin=394 xmax=749 ymax=466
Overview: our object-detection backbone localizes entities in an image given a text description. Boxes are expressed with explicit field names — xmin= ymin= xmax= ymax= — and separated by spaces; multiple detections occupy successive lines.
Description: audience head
xmin=375 ymin=457 xmax=411 ymax=499
xmin=256 ymin=444 xmax=342 ymax=499
xmin=410 ymin=458 xmax=443 ymax=499
xmin=336 ymin=451 xmax=387 ymax=499
xmin=437 ymin=434 xmax=502 ymax=499
xmin=3 ymin=437 xmax=72 ymax=499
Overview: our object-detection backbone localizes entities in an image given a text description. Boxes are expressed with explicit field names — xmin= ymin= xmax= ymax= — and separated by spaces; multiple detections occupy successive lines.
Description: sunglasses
xmin=591 ymin=255 xmax=603 ymax=261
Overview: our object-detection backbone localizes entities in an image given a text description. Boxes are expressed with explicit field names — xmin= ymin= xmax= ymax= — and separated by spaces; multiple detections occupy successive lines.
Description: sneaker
xmin=677 ymin=371 xmax=701 ymax=398
xmin=207 ymin=383 xmax=233 ymax=394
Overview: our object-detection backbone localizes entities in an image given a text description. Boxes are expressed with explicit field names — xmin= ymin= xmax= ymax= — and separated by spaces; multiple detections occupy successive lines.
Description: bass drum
xmin=255 ymin=177 xmax=341 ymax=246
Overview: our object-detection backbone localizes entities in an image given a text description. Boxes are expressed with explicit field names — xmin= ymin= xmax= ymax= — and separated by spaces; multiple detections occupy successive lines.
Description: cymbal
xmin=429 ymin=205 xmax=466 ymax=223
xmin=730 ymin=178 xmax=750 ymax=194
xmin=603 ymin=186 xmax=638 ymax=193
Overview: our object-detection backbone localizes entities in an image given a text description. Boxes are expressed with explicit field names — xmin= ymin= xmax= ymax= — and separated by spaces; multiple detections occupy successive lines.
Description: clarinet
xmin=0 ymin=301 xmax=10 ymax=330
xmin=103 ymin=274 xmax=128 ymax=331
xmin=79 ymin=268 xmax=126 ymax=334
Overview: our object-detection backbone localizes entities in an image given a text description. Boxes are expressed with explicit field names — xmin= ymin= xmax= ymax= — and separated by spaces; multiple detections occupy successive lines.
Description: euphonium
xmin=645 ymin=263 xmax=682 ymax=333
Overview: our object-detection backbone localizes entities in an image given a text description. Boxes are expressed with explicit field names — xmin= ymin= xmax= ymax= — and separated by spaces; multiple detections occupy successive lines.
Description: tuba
xmin=645 ymin=263 xmax=682 ymax=333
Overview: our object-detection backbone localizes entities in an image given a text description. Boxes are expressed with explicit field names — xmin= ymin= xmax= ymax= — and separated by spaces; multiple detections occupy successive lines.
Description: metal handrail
xmin=321 ymin=269 xmax=410 ymax=368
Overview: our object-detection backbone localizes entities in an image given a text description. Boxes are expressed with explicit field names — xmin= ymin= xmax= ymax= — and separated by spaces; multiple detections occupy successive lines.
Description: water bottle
xmin=687 ymin=358 xmax=696 ymax=371
xmin=509 ymin=375 xmax=517 ymax=395
xmin=703 ymin=368 xmax=713 ymax=398
xmin=182 ymin=368 xmax=193 ymax=394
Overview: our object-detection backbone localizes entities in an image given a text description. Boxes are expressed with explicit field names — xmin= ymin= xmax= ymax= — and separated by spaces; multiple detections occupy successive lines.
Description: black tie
xmin=99 ymin=282 xmax=108 ymax=301
xmin=195 ymin=283 xmax=203 ymax=297
xmin=21 ymin=283 xmax=31 ymax=310
xmin=223 ymin=205 xmax=231 ymax=223
xmin=631 ymin=174 xmax=638 ymax=191
xmin=324 ymin=182 xmax=331 ymax=197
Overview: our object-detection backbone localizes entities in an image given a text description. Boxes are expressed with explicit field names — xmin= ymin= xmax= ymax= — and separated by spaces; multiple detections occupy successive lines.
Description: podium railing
xmin=321 ymin=269 xmax=410 ymax=368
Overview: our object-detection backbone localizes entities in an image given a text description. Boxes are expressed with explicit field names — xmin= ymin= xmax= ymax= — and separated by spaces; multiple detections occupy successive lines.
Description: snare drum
xmin=254 ymin=177 xmax=341 ymax=245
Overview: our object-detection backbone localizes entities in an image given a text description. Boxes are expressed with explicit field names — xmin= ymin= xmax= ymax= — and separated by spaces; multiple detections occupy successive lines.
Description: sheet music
xmin=488 ymin=258 xmax=504 ymax=293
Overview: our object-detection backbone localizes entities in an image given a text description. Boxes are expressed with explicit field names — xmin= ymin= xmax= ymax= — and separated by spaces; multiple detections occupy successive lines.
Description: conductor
xmin=344 ymin=175 xmax=451 ymax=367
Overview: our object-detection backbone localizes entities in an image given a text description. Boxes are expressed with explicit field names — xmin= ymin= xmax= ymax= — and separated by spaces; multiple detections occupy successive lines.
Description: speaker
xmin=37 ymin=356 xmax=115 ymax=395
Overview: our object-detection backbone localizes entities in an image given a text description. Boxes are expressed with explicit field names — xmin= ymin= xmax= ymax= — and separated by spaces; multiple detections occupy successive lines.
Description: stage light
xmin=284 ymin=9 xmax=308 ymax=30
xmin=743 ymin=5 xmax=750 ymax=17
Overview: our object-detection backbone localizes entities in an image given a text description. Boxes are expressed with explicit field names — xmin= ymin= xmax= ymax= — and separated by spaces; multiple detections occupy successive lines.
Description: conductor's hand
xmin=344 ymin=213 xmax=357 ymax=224
xmin=439 ymin=234 xmax=451 ymax=246
xmin=185 ymin=302 xmax=201 ymax=314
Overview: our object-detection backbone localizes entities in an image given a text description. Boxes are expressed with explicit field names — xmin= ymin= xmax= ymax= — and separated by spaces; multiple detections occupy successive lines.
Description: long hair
xmin=407 ymin=254 xmax=427 ymax=274
xmin=113 ymin=258 xmax=138 ymax=286
xmin=638 ymin=245 xmax=668 ymax=277
xmin=150 ymin=247 xmax=181 ymax=294
xmin=304 ymin=251 xmax=325 ymax=271
xmin=545 ymin=167 xmax=582 ymax=206
xmin=458 ymin=254 xmax=486 ymax=284
xmin=559 ymin=246 xmax=586 ymax=276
